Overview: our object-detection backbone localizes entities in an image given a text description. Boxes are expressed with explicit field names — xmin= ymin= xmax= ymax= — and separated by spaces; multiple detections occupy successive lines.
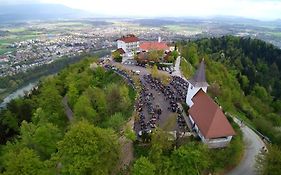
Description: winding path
xmin=227 ymin=117 xmax=266 ymax=175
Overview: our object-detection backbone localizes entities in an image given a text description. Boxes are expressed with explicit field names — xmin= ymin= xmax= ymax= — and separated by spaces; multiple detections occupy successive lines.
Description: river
xmin=0 ymin=82 xmax=38 ymax=109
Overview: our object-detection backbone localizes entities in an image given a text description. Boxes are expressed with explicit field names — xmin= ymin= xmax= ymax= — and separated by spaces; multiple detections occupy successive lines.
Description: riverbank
xmin=0 ymin=49 xmax=110 ymax=105
xmin=0 ymin=82 xmax=38 ymax=109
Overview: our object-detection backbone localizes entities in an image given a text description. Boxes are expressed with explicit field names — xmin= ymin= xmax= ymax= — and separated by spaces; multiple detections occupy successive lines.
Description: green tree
xmin=53 ymin=121 xmax=120 ymax=175
xmin=66 ymin=82 xmax=79 ymax=108
xmin=37 ymin=83 xmax=66 ymax=128
xmin=256 ymin=145 xmax=281 ymax=175
xmin=187 ymin=43 xmax=199 ymax=65
xmin=148 ymin=50 xmax=162 ymax=62
xmin=151 ymin=65 xmax=159 ymax=78
xmin=20 ymin=121 xmax=63 ymax=160
xmin=132 ymin=157 xmax=156 ymax=175
xmin=251 ymin=84 xmax=272 ymax=103
xmin=150 ymin=129 xmax=173 ymax=152
xmin=106 ymin=84 xmax=123 ymax=115
xmin=171 ymin=143 xmax=209 ymax=175
xmin=240 ymin=74 xmax=249 ymax=90
xmin=84 ymin=87 xmax=107 ymax=118
xmin=101 ymin=112 xmax=124 ymax=131
xmin=120 ymin=85 xmax=132 ymax=111
xmin=1 ymin=145 xmax=47 ymax=175
xmin=124 ymin=126 xmax=137 ymax=141
xmin=74 ymin=95 xmax=98 ymax=123
xmin=112 ymin=51 xmax=122 ymax=62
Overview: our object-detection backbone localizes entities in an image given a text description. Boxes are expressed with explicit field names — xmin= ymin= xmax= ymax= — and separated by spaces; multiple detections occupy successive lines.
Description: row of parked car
xmin=158 ymin=66 xmax=175 ymax=73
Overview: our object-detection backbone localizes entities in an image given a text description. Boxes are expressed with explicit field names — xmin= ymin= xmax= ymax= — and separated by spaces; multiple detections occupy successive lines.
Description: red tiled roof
xmin=118 ymin=35 xmax=139 ymax=43
xmin=188 ymin=90 xmax=235 ymax=139
xmin=115 ymin=48 xmax=125 ymax=54
xmin=140 ymin=42 xmax=169 ymax=51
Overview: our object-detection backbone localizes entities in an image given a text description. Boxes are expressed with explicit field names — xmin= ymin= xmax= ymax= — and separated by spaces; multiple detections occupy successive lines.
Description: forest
xmin=179 ymin=36 xmax=281 ymax=174
xmin=0 ymin=57 xmax=136 ymax=174
xmin=0 ymin=55 xmax=244 ymax=175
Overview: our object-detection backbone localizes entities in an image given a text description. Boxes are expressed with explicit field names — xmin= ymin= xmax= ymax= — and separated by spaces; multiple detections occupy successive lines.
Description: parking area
xmin=107 ymin=62 xmax=191 ymax=137
xmin=134 ymin=74 xmax=190 ymax=137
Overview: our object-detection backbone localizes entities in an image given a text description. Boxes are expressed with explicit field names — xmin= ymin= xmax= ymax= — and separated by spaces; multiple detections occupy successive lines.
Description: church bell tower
xmin=186 ymin=59 xmax=209 ymax=107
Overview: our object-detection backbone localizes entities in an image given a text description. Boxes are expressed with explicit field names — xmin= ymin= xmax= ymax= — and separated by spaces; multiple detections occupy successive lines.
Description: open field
xmin=164 ymin=25 xmax=202 ymax=32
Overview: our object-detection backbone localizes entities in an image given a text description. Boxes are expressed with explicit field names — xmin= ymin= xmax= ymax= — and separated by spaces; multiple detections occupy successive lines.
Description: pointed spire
xmin=189 ymin=59 xmax=209 ymax=87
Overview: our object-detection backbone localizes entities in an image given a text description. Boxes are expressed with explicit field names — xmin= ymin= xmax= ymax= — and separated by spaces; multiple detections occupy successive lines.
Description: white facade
xmin=186 ymin=82 xmax=208 ymax=107
xmin=117 ymin=40 xmax=140 ymax=54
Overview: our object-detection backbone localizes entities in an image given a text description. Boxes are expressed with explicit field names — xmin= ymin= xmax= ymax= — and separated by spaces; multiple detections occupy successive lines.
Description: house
xmin=140 ymin=37 xmax=169 ymax=52
xmin=113 ymin=48 xmax=126 ymax=56
xmin=186 ymin=59 xmax=235 ymax=148
xmin=117 ymin=34 xmax=140 ymax=56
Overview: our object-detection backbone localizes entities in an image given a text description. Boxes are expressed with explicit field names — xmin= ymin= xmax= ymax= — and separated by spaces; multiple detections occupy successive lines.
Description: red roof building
xmin=186 ymin=60 xmax=235 ymax=148
xmin=140 ymin=42 xmax=169 ymax=51
xmin=189 ymin=90 xmax=235 ymax=139
xmin=117 ymin=34 xmax=139 ymax=43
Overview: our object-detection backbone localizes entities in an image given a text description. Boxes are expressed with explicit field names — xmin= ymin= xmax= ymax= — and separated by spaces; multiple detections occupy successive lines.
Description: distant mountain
xmin=0 ymin=3 xmax=94 ymax=23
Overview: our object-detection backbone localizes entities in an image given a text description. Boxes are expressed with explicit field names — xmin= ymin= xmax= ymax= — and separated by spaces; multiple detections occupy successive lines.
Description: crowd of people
xmin=136 ymin=75 xmax=162 ymax=134
xmin=170 ymin=76 xmax=188 ymax=102
xmin=104 ymin=63 xmax=190 ymax=137
xmin=135 ymin=74 xmax=190 ymax=136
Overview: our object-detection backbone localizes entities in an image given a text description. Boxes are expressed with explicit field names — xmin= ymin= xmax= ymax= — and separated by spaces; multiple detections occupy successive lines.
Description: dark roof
xmin=188 ymin=59 xmax=209 ymax=87
xmin=117 ymin=34 xmax=139 ymax=43
xmin=188 ymin=90 xmax=236 ymax=139
xmin=115 ymin=48 xmax=125 ymax=54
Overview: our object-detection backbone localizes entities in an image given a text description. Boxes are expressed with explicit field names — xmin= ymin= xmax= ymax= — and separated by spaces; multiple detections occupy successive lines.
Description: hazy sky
xmin=1 ymin=0 xmax=281 ymax=20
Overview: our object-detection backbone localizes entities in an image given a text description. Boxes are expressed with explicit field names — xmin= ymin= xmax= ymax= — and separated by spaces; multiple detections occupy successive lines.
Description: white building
xmin=117 ymin=34 xmax=140 ymax=57
xmin=186 ymin=59 xmax=235 ymax=148
xmin=186 ymin=59 xmax=209 ymax=107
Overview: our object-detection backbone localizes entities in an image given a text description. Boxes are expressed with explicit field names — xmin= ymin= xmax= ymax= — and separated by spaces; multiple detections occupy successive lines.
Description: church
xmin=186 ymin=59 xmax=236 ymax=148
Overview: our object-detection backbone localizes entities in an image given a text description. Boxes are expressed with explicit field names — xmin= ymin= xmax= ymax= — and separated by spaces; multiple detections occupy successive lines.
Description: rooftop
xmin=188 ymin=59 xmax=209 ymax=87
xmin=115 ymin=48 xmax=125 ymax=54
xmin=188 ymin=89 xmax=236 ymax=139
xmin=140 ymin=41 xmax=169 ymax=51
xmin=117 ymin=34 xmax=139 ymax=43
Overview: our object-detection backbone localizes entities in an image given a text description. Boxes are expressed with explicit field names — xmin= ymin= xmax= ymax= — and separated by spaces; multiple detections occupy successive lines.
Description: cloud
xmin=0 ymin=0 xmax=40 ymax=5
xmin=1 ymin=0 xmax=281 ymax=20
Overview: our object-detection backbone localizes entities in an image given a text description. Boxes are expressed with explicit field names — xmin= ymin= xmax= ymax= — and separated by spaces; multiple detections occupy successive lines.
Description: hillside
xmin=179 ymin=36 xmax=281 ymax=174
xmin=0 ymin=36 xmax=280 ymax=174
xmin=180 ymin=36 xmax=281 ymax=145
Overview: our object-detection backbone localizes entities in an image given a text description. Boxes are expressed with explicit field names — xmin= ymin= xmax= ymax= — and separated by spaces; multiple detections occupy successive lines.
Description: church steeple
xmin=186 ymin=59 xmax=209 ymax=107
xmin=189 ymin=59 xmax=209 ymax=87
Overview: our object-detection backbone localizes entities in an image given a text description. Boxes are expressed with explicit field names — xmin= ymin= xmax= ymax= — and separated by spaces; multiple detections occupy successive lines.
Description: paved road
xmin=227 ymin=117 xmax=266 ymax=175
xmin=172 ymin=56 xmax=187 ymax=81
